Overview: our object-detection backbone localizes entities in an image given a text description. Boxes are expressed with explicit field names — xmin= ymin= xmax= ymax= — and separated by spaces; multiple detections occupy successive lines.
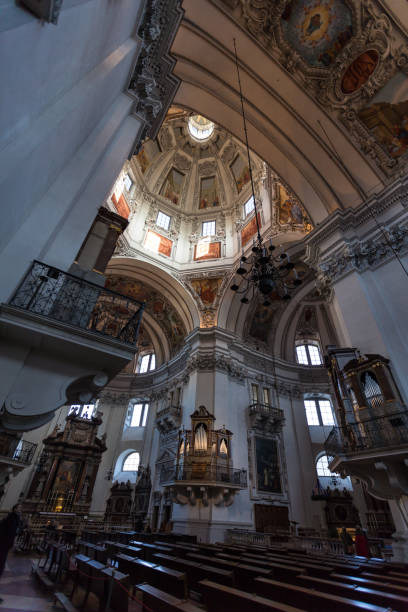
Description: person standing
xmin=0 ymin=504 xmax=22 ymax=600
xmin=340 ymin=527 xmax=354 ymax=554
xmin=354 ymin=526 xmax=370 ymax=557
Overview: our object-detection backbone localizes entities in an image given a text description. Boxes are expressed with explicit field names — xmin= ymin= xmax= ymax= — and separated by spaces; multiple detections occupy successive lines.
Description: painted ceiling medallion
xmin=281 ymin=0 xmax=353 ymax=68
xmin=188 ymin=114 xmax=215 ymax=141
xmin=341 ymin=50 xmax=379 ymax=94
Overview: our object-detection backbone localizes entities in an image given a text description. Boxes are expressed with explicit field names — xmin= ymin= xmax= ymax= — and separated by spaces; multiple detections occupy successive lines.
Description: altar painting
xmin=199 ymin=176 xmax=219 ymax=209
xmin=281 ymin=0 xmax=353 ymax=68
xmin=358 ymin=72 xmax=408 ymax=159
xmin=230 ymin=155 xmax=250 ymax=193
xmin=54 ymin=460 xmax=81 ymax=493
xmin=160 ymin=168 xmax=184 ymax=204
xmin=256 ymin=437 xmax=282 ymax=494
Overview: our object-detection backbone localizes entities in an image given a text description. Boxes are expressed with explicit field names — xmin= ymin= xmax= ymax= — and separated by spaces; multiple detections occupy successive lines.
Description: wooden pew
xmin=295 ymin=574 xmax=408 ymax=610
xmin=199 ymin=579 xmax=306 ymax=612
xmin=362 ymin=571 xmax=408 ymax=586
xmin=331 ymin=572 xmax=408 ymax=596
xmin=136 ymin=584 xmax=201 ymax=611
xmin=152 ymin=553 xmax=235 ymax=590
xmin=254 ymin=577 xmax=389 ymax=612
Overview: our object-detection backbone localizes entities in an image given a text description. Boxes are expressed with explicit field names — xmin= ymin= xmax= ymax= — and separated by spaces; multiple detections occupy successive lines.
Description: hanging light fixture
xmin=230 ymin=39 xmax=303 ymax=307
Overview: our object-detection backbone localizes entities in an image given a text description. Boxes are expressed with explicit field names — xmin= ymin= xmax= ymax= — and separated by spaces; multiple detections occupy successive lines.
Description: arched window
xmin=138 ymin=353 xmax=156 ymax=373
xmin=316 ymin=454 xmax=336 ymax=477
xmin=296 ymin=341 xmax=322 ymax=366
xmin=123 ymin=452 xmax=140 ymax=472
xmin=304 ymin=397 xmax=335 ymax=426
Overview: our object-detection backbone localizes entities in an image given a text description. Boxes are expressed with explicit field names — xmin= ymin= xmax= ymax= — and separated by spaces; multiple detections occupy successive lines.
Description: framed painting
xmin=255 ymin=437 xmax=282 ymax=494
xmin=230 ymin=155 xmax=250 ymax=193
xmin=199 ymin=176 xmax=219 ymax=209
xmin=194 ymin=241 xmax=221 ymax=261
xmin=160 ymin=168 xmax=185 ymax=204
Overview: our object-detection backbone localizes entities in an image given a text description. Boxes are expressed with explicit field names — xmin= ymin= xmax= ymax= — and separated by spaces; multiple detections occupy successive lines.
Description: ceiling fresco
xmin=281 ymin=0 xmax=353 ymax=68
xmin=105 ymin=275 xmax=187 ymax=356
xmin=219 ymin=0 xmax=408 ymax=177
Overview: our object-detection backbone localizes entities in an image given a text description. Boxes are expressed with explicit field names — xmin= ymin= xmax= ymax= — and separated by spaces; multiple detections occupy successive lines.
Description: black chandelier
xmin=230 ymin=40 xmax=303 ymax=306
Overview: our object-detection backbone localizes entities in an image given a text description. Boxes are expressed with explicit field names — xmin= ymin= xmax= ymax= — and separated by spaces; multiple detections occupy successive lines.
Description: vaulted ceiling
xmin=170 ymin=0 xmax=408 ymax=224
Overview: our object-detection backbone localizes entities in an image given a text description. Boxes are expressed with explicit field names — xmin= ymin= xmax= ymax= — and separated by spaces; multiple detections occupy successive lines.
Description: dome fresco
xmin=109 ymin=108 xmax=312 ymax=277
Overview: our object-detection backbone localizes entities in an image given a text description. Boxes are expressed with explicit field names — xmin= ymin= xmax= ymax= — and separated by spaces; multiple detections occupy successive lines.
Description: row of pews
xmin=37 ymin=530 xmax=408 ymax=611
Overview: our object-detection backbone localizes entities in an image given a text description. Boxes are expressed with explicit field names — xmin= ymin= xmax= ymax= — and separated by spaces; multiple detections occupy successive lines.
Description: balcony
xmin=325 ymin=411 xmax=408 ymax=455
xmin=9 ymin=261 xmax=144 ymax=345
xmin=0 ymin=437 xmax=37 ymax=467
xmin=325 ymin=411 xmax=408 ymax=498
xmin=155 ymin=405 xmax=182 ymax=434
xmin=248 ymin=403 xmax=285 ymax=432
xmin=0 ymin=261 xmax=144 ymax=432
xmin=160 ymin=463 xmax=247 ymax=488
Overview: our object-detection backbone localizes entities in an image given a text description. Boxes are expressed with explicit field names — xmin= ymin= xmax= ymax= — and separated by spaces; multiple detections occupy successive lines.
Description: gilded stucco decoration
xmin=220 ymin=0 xmax=408 ymax=175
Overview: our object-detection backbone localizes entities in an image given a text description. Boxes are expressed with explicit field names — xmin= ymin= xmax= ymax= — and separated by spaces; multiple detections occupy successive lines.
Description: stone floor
xmin=0 ymin=553 xmax=54 ymax=611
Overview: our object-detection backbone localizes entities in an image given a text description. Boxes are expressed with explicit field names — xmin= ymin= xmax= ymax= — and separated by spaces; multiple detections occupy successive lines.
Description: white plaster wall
xmin=0 ymin=0 xmax=144 ymax=301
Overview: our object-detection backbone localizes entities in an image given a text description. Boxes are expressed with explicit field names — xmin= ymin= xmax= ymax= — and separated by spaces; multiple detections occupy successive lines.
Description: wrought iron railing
xmin=0 ymin=438 xmax=37 ymax=465
xmin=9 ymin=261 xmax=144 ymax=346
xmin=325 ymin=410 xmax=408 ymax=455
xmin=249 ymin=403 xmax=284 ymax=420
xmin=160 ymin=462 xmax=247 ymax=487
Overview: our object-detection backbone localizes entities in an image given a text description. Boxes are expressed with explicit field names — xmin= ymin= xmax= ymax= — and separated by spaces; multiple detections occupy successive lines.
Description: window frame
xmin=295 ymin=341 xmax=323 ymax=366
xmin=244 ymin=196 xmax=255 ymax=217
xmin=304 ymin=397 xmax=336 ymax=427
xmin=156 ymin=211 xmax=171 ymax=231
xmin=202 ymin=220 xmax=216 ymax=237
xmin=137 ymin=353 xmax=156 ymax=374
xmin=122 ymin=451 xmax=140 ymax=472
xmin=130 ymin=402 xmax=149 ymax=427
xmin=123 ymin=173 xmax=133 ymax=192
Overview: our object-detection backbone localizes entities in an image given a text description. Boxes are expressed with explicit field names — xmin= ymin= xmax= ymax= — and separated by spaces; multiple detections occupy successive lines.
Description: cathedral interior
xmin=1 ymin=0 xmax=408 ymax=610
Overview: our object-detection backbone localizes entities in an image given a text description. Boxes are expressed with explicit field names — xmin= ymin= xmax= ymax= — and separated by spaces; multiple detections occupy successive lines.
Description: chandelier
xmin=230 ymin=40 xmax=303 ymax=306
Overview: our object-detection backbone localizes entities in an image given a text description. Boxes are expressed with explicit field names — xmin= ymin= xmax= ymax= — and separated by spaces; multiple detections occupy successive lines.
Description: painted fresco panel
xmin=105 ymin=276 xmax=186 ymax=355
xmin=230 ymin=155 xmax=250 ymax=193
xmin=194 ymin=241 xmax=221 ymax=261
xmin=256 ymin=437 xmax=282 ymax=494
xmin=112 ymin=193 xmax=130 ymax=219
xmin=341 ymin=50 xmax=379 ymax=95
xmin=190 ymin=278 xmax=222 ymax=304
xmin=144 ymin=230 xmax=173 ymax=257
xmin=160 ymin=168 xmax=185 ymax=204
xmin=199 ymin=176 xmax=219 ymax=209
xmin=241 ymin=213 xmax=261 ymax=246
xmin=278 ymin=185 xmax=312 ymax=230
xmin=137 ymin=139 xmax=160 ymax=173
xmin=358 ymin=72 xmax=408 ymax=159
xmin=281 ymin=0 xmax=353 ymax=68
xmin=249 ymin=301 xmax=278 ymax=342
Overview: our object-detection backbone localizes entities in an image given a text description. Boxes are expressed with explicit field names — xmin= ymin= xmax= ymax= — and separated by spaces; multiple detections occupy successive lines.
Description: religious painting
xmin=241 ymin=213 xmax=261 ymax=246
xmin=278 ymin=185 xmax=312 ymax=230
xmin=341 ymin=50 xmax=379 ymax=95
xmin=53 ymin=460 xmax=81 ymax=494
xmin=111 ymin=193 xmax=130 ymax=219
xmin=230 ymin=155 xmax=250 ymax=193
xmin=255 ymin=437 xmax=282 ymax=494
xmin=358 ymin=72 xmax=408 ymax=159
xmin=144 ymin=230 xmax=173 ymax=257
xmin=194 ymin=241 xmax=221 ymax=261
xmin=105 ymin=276 xmax=186 ymax=355
xmin=190 ymin=278 xmax=222 ymax=305
xmin=199 ymin=176 xmax=220 ymax=209
xmin=160 ymin=168 xmax=185 ymax=204
xmin=281 ymin=0 xmax=353 ymax=68
xmin=136 ymin=139 xmax=160 ymax=174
